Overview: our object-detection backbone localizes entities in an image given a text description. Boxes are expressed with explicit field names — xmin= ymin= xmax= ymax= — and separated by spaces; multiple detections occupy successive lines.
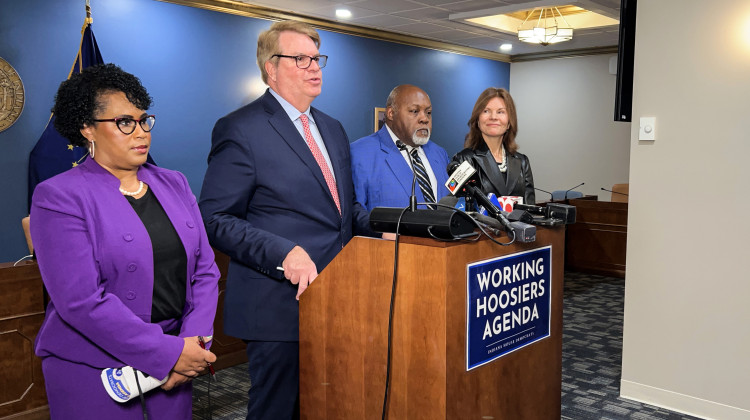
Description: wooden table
xmin=564 ymin=199 xmax=628 ymax=278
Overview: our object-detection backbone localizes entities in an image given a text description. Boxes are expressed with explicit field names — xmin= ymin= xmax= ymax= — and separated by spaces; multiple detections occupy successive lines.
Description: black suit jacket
xmin=452 ymin=142 xmax=536 ymax=205
xmin=199 ymin=90 xmax=371 ymax=341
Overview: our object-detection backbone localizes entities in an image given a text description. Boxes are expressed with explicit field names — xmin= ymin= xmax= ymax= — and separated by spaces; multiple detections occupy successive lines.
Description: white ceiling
xmin=235 ymin=0 xmax=623 ymax=58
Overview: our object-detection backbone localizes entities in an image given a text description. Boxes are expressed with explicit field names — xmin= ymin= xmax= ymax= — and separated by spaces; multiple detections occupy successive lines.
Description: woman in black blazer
xmin=452 ymin=87 xmax=535 ymax=205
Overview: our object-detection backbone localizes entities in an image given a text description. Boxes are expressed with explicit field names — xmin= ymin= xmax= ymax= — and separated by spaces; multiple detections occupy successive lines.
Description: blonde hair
xmin=257 ymin=21 xmax=321 ymax=84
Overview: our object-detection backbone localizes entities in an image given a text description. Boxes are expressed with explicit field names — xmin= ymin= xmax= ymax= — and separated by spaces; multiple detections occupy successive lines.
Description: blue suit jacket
xmin=350 ymin=126 xmax=451 ymax=211
xmin=199 ymin=90 xmax=371 ymax=342
xmin=30 ymin=158 xmax=219 ymax=380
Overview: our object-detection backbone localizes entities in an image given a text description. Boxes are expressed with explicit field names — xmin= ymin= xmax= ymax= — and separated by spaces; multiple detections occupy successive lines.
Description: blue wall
xmin=0 ymin=0 xmax=510 ymax=262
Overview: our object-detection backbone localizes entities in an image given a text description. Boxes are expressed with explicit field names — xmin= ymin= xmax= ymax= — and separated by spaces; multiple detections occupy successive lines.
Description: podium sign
xmin=466 ymin=246 xmax=552 ymax=370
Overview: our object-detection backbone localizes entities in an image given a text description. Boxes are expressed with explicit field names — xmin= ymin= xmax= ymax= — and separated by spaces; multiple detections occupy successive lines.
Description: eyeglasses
xmin=271 ymin=54 xmax=328 ymax=69
xmin=93 ymin=115 xmax=156 ymax=135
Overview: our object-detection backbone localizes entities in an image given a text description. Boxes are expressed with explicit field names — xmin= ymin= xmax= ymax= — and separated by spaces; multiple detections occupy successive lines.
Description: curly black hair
xmin=52 ymin=63 xmax=153 ymax=147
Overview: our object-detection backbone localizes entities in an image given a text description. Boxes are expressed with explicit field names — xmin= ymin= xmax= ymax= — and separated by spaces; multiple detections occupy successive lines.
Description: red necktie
xmin=299 ymin=114 xmax=341 ymax=214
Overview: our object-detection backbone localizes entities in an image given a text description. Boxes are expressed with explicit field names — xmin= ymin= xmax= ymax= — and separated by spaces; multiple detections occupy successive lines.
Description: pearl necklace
xmin=494 ymin=146 xmax=508 ymax=173
xmin=119 ymin=181 xmax=144 ymax=197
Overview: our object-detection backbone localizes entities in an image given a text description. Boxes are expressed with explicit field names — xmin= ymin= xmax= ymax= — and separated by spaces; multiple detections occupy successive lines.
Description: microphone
xmin=514 ymin=203 xmax=577 ymax=225
xmin=395 ymin=140 xmax=417 ymax=212
xmin=446 ymin=161 xmax=514 ymax=234
xmin=471 ymin=212 xmax=536 ymax=243
xmin=534 ymin=187 xmax=554 ymax=202
xmin=102 ymin=366 xmax=167 ymax=403
xmin=445 ymin=161 xmax=476 ymax=196
xmin=437 ymin=195 xmax=459 ymax=207
xmin=564 ymin=182 xmax=584 ymax=199
xmin=486 ymin=193 xmax=533 ymax=224
xmin=601 ymin=187 xmax=629 ymax=197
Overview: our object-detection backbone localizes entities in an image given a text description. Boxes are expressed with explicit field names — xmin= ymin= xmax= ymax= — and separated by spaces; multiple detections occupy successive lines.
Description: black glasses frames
xmin=272 ymin=54 xmax=328 ymax=69
xmin=93 ymin=115 xmax=156 ymax=135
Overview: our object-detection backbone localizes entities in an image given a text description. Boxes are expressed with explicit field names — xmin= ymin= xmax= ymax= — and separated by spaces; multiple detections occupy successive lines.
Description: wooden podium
xmin=299 ymin=227 xmax=565 ymax=419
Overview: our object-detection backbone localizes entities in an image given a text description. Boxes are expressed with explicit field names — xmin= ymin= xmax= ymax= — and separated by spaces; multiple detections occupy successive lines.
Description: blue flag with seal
xmin=27 ymin=20 xmax=102 ymax=209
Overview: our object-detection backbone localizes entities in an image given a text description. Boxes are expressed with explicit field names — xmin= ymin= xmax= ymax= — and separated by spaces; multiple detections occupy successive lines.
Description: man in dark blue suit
xmin=199 ymin=21 xmax=371 ymax=419
xmin=350 ymin=85 xmax=451 ymax=211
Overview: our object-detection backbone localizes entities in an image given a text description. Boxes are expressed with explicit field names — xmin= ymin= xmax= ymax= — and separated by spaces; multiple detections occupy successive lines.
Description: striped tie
xmin=410 ymin=148 xmax=436 ymax=209
xmin=299 ymin=114 xmax=341 ymax=214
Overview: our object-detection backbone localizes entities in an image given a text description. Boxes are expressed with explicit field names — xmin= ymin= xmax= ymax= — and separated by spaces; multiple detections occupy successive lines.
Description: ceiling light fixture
xmin=517 ymin=7 xmax=573 ymax=46
xmin=499 ymin=43 xmax=512 ymax=51
xmin=335 ymin=9 xmax=352 ymax=19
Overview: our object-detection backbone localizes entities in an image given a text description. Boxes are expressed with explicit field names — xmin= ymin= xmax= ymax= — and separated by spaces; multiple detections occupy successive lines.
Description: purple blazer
xmin=30 ymin=158 xmax=219 ymax=380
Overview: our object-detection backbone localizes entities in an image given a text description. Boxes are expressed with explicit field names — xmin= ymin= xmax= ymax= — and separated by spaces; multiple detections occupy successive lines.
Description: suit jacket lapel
xmin=264 ymin=94 xmax=336 ymax=213
xmin=138 ymin=166 xmax=191 ymax=260
xmin=379 ymin=128 xmax=416 ymax=199
xmin=504 ymin=154 xmax=521 ymax=194
xmin=423 ymin=143 xmax=447 ymax=187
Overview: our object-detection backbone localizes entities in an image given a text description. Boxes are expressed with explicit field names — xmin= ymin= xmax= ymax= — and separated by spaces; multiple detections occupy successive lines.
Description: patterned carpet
xmin=559 ymin=272 xmax=701 ymax=420
xmin=192 ymin=271 xmax=705 ymax=420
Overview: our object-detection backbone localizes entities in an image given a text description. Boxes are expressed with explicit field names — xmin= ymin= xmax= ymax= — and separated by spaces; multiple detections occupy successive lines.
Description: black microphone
xmin=564 ymin=182 xmax=584 ymax=199
xmin=534 ymin=187 xmax=554 ymax=202
xmin=601 ymin=187 xmax=629 ymax=197
xmin=396 ymin=140 xmax=417 ymax=212
xmin=437 ymin=195 xmax=459 ymax=207
xmin=446 ymin=161 xmax=514 ymax=234
xmin=471 ymin=213 xmax=536 ymax=243
xmin=515 ymin=203 xmax=577 ymax=225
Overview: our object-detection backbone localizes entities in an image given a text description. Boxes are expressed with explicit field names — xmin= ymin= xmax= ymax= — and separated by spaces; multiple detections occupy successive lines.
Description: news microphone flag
xmin=445 ymin=161 xmax=476 ymax=195
xmin=101 ymin=366 xmax=167 ymax=403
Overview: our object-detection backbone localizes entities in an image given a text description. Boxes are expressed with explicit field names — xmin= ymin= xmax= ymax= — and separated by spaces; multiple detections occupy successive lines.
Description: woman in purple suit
xmin=30 ymin=64 xmax=219 ymax=419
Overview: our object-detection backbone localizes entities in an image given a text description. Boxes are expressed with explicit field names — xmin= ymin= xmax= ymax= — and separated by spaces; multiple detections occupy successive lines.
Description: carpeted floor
xmin=559 ymin=272 xmax=701 ymax=420
xmin=191 ymin=271 xmax=705 ymax=419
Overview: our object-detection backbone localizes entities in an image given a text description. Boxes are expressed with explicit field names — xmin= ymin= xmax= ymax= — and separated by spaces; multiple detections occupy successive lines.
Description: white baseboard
xmin=620 ymin=379 xmax=750 ymax=420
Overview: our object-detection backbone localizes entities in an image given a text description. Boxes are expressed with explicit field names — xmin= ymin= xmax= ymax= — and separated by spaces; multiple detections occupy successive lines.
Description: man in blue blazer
xmin=351 ymin=85 xmax=451 ymax=211
xmin=199 ymin=21 xmax=371 ymax=419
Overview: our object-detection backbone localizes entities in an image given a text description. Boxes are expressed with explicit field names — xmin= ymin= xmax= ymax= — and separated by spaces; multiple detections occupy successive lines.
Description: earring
xmin=89 ymin=141 xmax=96 ymax=159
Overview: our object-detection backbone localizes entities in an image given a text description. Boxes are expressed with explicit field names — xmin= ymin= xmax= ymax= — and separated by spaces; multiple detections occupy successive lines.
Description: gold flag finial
xmin=85 ymin=0 xmax=93 ymax=25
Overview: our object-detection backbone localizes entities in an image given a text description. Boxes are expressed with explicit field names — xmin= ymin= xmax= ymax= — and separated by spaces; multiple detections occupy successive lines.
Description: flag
xmin=27 ymin=20 xmax=103 ymax=209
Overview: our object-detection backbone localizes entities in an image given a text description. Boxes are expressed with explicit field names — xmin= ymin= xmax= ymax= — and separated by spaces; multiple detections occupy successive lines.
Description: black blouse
xmin=126 ymin=188 xmax=187 ymax=323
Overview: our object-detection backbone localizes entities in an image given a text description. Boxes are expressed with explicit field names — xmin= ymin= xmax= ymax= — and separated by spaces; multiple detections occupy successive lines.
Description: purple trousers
xmin=42 ymin=356 xmax=192 ymax=419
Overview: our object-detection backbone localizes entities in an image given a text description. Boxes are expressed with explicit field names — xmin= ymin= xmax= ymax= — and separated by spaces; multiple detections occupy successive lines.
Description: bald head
xmin=385 ymin=85 xmax=432 ymax=147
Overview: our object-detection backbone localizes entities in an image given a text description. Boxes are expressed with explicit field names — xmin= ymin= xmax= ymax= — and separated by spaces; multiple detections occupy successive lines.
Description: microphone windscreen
xmin=446 ymin=161 xmax=460 ymax=175
xmin=438 ymin=195 xmax=459 ymax=207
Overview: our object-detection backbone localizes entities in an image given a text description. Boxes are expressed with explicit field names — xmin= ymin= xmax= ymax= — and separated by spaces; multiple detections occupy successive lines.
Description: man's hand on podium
xmin=283 ymin=246 xmax=319 ymax=300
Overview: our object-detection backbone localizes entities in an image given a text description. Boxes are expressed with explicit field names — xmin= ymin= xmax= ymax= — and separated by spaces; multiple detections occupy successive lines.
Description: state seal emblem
xmin=0 ymin=57 xmax=25 ymax=133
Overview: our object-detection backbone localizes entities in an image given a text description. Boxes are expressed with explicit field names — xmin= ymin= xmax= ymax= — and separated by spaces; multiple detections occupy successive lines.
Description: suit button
xmin=194 ymin=248 xmax=201 ymax=256
xmin=123 ymin=233 xmax=134 ymax=242
xmin=186 ymin=221 xmax=195 ymax=228
xmin=127 ymin=263 xmax=137 ymax=272
xmin=126 ymin=291 xmax=136 ymax=300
